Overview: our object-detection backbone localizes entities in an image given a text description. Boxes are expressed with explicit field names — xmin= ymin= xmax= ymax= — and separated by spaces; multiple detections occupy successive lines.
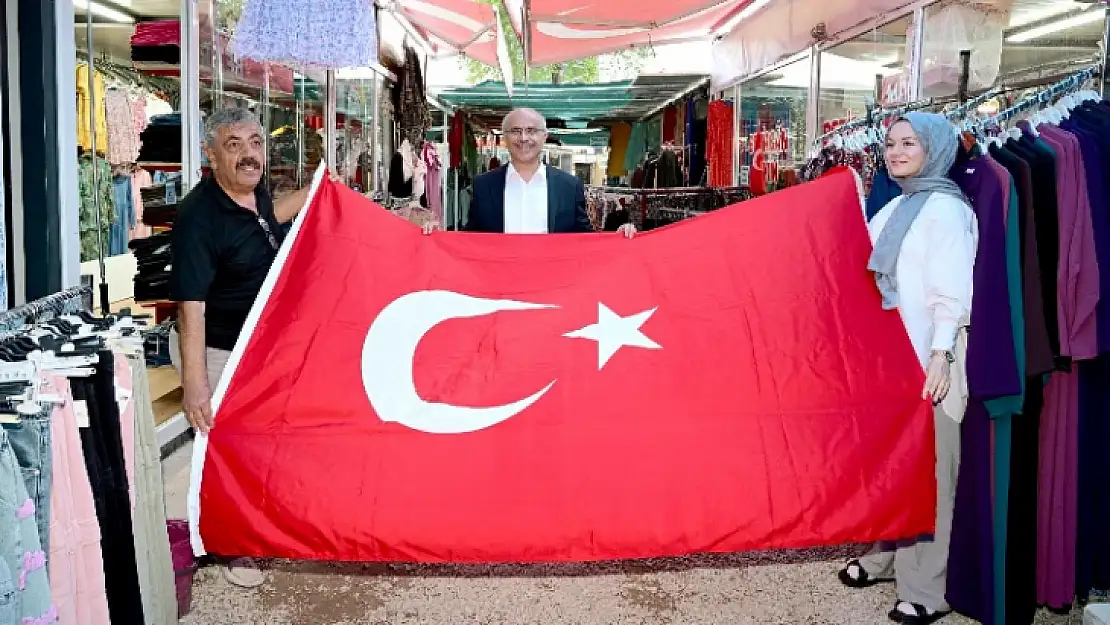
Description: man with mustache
xmin=424 ymin=107 xmax=636 ymax=238
xmin=168 ymin=107 xmax=331 ymax=588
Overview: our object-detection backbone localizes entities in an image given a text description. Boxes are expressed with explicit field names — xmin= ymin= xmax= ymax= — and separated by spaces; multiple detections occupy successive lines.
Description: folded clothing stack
xmin=137 ymin=115 xmax=181 ymax=163
xmin=130 ymin=231 xmax=172 ymax=302
xmin=140 ymin=178 xmax=182 ymax=226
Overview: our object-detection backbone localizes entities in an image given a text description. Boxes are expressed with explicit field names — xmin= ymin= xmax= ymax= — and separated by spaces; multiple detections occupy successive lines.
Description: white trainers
xmin=222 ymin=557 xmax=265 ymax=588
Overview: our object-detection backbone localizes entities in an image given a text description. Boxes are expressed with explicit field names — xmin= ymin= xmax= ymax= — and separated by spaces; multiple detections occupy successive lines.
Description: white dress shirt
xmin=503 ymin=163 xmax=549 ymax=234
xmin=868 ymin=193 xmax=978 ymax=420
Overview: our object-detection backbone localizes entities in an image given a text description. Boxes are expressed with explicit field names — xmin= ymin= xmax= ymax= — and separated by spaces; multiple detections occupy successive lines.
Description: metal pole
xmin=441 ymin=109 xmax=448 ymax=222
xmin=804 ymin=43 xmax=821 ymax=157
xmin=731 ymin=83 xmax=741 ymax=187
xmin=296 ymin=79 xmax=305 ymax=188
xmin=957 ymin=50 xmax=971 ymax=105
xmin=370 ymin=77 xmax=379 ymax=191
xmin=454 ymin=169 xmax=460 ymax=230
xmin=262 ymin=64 xmax=271 ymax=186
xmin=907 ymin=7 xmax=926 ymax=101
xmin=1101 ymin=5 xmax=1109 ymax=99
xmin=85 ymin=6 xmax=109 ymax=314
xmin=325 ymin=70 xmax=337 ymax=171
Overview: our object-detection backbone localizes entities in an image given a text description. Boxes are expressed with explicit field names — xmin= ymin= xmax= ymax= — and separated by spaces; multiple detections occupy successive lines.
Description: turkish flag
xmin=188 ymin=166 xmax=936 ymax=563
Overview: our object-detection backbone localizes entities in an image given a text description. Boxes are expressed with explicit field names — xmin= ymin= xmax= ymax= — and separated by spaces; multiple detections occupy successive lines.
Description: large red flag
xmin=187 ymin=166 xmax=936 ymax=563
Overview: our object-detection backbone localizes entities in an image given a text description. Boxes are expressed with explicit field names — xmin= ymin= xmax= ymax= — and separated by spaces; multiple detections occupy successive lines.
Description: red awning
xmin=395 ymin=0 xmax=501 ymax=65
xmin=509 ymin=0 xmax=738 ymax=66
xmin=394 ymin=0 xmax=741 ymax=69
xmin=525 ymin=2 xmax=736 ymax=66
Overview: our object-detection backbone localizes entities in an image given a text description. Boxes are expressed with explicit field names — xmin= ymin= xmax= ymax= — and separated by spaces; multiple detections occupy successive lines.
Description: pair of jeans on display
xmin=121 ymin=351 xmax=178 ymax=624
xmin=44 ymin=372 xmax=110 ymax=625
xmin=0 ymin=428 xmax=55 ymax=624
xmin=2 ymin=409 xmax=52 ymax=559
xmin=71 ymin=352 xmax=146 ymax=624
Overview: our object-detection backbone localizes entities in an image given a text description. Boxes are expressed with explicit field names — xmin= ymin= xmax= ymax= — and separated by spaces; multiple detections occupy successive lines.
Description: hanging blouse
xmin=229 ymin=0 xmax=379 ymax=69
xmin=706 ymin=100 xmax=735 ymax=188
xmin=105 ymin=90 xmax=141 ymax=165
xmin=76 ymin=64 xmax=108 ymax=154
xmin=78 ymin=156 xmax=116 ymax=263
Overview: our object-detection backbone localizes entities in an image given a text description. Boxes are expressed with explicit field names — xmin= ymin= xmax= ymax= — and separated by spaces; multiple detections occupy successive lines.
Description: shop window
xmin=73 ymin=1 xmax=181 ymax=265
xmin=199 ymin=0 xmax=325 ymax=199
xmin=818 ymin=14 xmax=916 ymax=131
xmin=737 ymin=58 xmax=810 ymax=195
xmin=334 ymin=75 xmax=377 ymax=193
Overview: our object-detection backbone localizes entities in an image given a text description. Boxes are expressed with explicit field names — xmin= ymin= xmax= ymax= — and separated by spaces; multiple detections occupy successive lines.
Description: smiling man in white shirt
xmin=427 ymin=108 xmax=635 ymax=237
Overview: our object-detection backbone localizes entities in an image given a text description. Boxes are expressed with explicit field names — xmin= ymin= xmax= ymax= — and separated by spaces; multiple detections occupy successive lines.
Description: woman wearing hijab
xmin=836 ymin=112 xmax=979 ymax=625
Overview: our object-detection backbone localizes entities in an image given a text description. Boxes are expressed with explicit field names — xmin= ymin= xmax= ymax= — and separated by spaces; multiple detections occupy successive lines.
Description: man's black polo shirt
xmin=169 ymin=175 xmax=285 ymax=351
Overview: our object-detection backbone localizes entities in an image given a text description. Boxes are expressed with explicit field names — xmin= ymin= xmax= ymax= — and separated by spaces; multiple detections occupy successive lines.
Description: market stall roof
xmin=390 ymin=0 xmax=738 ymax=69
xmin=433 ymin=74 xmax=708 ymax=125
xmin=509 ymin=0 xmax=741 ymax=66
xmin=386 ymin=0 xmax=502 ymax=66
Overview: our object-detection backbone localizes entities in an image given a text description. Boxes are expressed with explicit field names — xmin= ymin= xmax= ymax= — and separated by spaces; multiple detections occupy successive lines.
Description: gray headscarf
xmin=868 ymin=111 xmax=966 ymax=309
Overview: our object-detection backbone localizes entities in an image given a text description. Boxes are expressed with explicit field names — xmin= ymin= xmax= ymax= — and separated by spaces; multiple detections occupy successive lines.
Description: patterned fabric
xmin=396 ymin=45 xmax=431 ymax=147
xmin=707 ymin=100 xmax=734 ymax=188
xmin=104 ymin=90 xmax=141 ymax=166
xmin=230 ymin=0 xmax=379 ymax=68
xmin=78 ymin=157 xmax=117 ymax=263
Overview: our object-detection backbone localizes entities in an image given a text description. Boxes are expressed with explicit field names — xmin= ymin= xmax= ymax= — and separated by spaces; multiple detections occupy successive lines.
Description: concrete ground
xmin=163 ymin=443 xmax=1092 ymax=625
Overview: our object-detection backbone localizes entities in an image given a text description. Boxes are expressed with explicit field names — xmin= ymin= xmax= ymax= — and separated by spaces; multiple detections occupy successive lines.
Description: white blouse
xmin=868 ymin=192 xmax=978 ymax=420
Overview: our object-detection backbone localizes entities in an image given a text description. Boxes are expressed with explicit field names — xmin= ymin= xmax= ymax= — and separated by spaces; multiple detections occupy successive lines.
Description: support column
xmin=731 ymin=83 xmax=741 ymax=187
xmin=14 ymin=0 xmax=80 ymax=301
xmin=181 ymin=0 xmax=203 ymax=191
xmin=325 ymin=69 xmax=337 ymax=169
xmin=804 ymin=44 xmax=821 ymax=154
xmin=907 ymin=7 xmax=926 ymax=101
xmin=1100 ymin=5 xmax=1109 ymax=99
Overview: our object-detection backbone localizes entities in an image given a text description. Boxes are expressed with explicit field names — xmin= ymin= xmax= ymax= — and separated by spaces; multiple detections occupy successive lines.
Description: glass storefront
xmin=736 ymin=57 xmax=810 ymax=193
xmin=819 ymin=14 xmax=916 ymax=129
xmin=729 ymin=0 xmax=1108 ymax=184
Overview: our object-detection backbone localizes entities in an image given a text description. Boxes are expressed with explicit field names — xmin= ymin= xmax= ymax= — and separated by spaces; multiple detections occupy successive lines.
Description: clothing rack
xmin=961 ymin=65 xmax=1101 ymax=128
xmin=0 ymin=286 xmax=92 ymax=331
xmin=810 ymin=97 xmax=936 ymax=147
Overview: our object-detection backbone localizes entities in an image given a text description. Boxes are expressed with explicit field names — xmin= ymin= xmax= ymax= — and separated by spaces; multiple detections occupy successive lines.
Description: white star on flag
xmin=564 ymin=303 xmax=662 ymax=369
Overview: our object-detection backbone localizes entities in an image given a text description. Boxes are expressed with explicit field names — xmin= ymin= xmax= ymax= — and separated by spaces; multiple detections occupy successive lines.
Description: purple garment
xmin=1039 ymin=126 xmax=1100 ymax=359
xmin=1036 ymin=367 xmax=1080 ymax=610
xmin=1061 ymin=117 xmax=1110 ymax=354
xmin=949 ymin=156 xmax=1021 ymax=402
xmin=1066 ymin=106 xmax=1110 ymax=602
xmin=946 ymin=400 xmax=994 ymax=624
xmin=1032 ymin=125 xmax=1098 ymax=611
xmin=989 ymin=143 xmax=1055 ymax=376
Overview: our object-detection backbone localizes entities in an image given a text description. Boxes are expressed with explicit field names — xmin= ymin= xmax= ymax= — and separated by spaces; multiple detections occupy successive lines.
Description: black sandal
xmin=837 ymin=559 xmax=892 ymax=588
xmin=889 ymin=601 xmax=951 ymax=624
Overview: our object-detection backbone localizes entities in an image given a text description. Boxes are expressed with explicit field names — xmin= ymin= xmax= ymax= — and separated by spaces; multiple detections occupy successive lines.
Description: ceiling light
xmin=73 ymin=0 xmax=134 ymax=24
xmin=714 ymin=0 xmax=773 ymax=36
xmin=1006 ymin=8 xmax=1104 ymax=43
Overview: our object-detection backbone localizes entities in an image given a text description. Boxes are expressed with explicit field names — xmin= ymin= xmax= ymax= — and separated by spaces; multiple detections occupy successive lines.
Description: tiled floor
xmin=163 ymin=443 xmax=1096 ymax=625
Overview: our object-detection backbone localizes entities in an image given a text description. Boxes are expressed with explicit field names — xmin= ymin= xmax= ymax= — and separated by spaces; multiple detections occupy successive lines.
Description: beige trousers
xmin=859 ymin=404 xmax=962 ymax=612
xmin=168 ymin=328 xmax=231 ymax=391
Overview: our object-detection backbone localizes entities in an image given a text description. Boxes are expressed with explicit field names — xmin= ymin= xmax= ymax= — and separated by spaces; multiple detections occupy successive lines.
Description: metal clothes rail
xmin=0 ymin=286 xmax=92 ymax=332
xmin=961 ymin=65 xmax=1101 ymax=127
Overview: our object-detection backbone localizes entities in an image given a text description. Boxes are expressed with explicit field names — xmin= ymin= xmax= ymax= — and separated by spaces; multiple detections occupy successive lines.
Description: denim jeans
xmin=0 ymin=429 xmax=55 ymax=624
xmin=2 ymin=409 xmax=53 ymax=557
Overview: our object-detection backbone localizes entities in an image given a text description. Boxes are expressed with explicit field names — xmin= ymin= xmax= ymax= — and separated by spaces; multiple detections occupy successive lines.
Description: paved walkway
xmin=163 ymin=443 xmax=1087 ymax=625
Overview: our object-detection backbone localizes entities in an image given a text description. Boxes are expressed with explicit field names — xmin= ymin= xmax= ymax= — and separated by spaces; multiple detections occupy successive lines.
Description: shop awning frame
xmin=433 ymin=73 xmax=710 ymax=125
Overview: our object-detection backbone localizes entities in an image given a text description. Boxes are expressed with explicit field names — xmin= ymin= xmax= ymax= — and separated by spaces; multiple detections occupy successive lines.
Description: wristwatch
xmin=932 ymin=349 xmax=955 ymax=364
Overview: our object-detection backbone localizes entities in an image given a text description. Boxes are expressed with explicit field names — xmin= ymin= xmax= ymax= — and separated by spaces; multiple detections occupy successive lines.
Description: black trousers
xmin=71 ymin=351 xmax=146 ymax=624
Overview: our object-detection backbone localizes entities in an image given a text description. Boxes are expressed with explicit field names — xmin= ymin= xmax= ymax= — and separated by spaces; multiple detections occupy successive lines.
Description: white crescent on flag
xmin=360 ymin=290 xmax=558 ymax=434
